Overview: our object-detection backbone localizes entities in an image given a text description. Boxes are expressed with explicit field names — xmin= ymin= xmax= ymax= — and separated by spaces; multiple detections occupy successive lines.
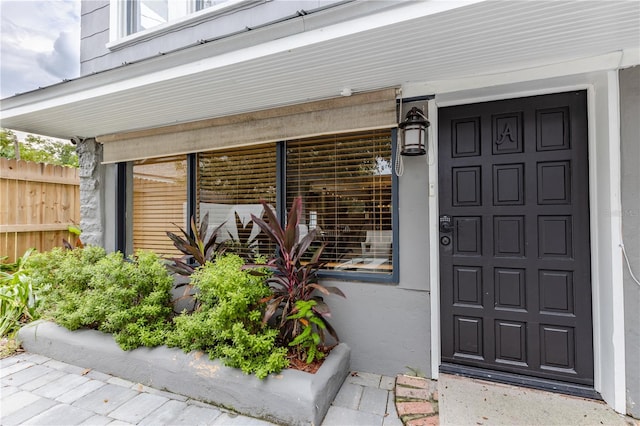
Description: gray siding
xmin=80 ymin=1 xmax=110 ymax=74
xmin=79 ymin=0 xmax=368 ymax=76
xmin=620 ymin=65 xmax=640 ymax=419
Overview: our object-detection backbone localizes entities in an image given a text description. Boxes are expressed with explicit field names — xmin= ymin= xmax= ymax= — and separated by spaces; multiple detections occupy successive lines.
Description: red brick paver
xmin=395 ymin=375 xmax=439 ymax=426
xmin=396 ymin=386 xmax=431 ymax=400
xmin=396 ymin=402 xmax=434 ymax=416
xmin=396 ymin=375 xmax=430 ymax=389
xmin=407 ymin=416 xmax=440 ymax=426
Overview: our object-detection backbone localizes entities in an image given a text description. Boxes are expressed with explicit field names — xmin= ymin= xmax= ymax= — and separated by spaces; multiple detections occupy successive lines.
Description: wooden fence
xmin=0 ymin=158 xmax=80 ymax=263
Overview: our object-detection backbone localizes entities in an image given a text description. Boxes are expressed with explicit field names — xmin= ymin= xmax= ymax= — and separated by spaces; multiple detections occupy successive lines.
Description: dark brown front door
xmin=438 ymin=91 xmax=593 ymax=386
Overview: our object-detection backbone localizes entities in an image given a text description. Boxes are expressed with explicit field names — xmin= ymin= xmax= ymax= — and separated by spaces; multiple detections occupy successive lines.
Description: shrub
xmin=168 ymin=254 xmax=288 ymax=378
xmin=27 ymin=246 xmax=107 ymax=305
xmin=0 ymin=249 xmax=38 ymax=337
xmin=30 ymin=248 xmax=174 ymax=350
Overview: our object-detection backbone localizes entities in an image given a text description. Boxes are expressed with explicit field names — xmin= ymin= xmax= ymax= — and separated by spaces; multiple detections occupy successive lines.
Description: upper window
xmin=126 ymin=0 xmax=218 ymax=35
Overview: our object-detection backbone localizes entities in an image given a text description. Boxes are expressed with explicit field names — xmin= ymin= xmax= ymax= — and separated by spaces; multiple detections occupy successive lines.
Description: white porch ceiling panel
xmin=1 ymin=0 xmax=639 ymax=140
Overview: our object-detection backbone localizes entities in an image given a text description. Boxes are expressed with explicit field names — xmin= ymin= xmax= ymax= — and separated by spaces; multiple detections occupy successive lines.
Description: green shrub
xmin=30 ymin=248 xmax=174 ymax=350
xmin=168 ymin=254 xmax=288 ymax=378
xmin=0 ymin=249 xmax=38 ymax=337
xmin=27 ymin=246 xmax=107 ymax=301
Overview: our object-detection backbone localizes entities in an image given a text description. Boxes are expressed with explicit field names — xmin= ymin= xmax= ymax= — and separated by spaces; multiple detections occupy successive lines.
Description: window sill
xmin=107 ymin=0 xmax=263 ymax=52
xmin=318 ymin=269 xmax=397 ymax=285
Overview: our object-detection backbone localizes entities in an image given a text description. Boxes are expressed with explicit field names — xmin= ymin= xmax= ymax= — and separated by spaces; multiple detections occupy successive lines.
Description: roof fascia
xmin=0 ymin=0 xmax=483 ymax=117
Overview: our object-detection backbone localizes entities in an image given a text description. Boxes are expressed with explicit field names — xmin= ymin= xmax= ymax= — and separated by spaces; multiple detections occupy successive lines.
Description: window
xmin=286 ymin=130 xmax=394 ymax=275
xmin=198 ymin=144 xmax=277 ymax=260
xmin=132 ymin=156 xmax=187 ymax=256
xmin=124 ymin=0 xmax=237 ymax=35
xmin=128 ymin=130 xmax=396 ymax=280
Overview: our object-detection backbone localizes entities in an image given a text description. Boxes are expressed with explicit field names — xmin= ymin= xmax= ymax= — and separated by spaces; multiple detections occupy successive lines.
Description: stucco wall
xmin=620 ymin=65 xmax=640 ymax=418
xmin=325 ymin=136 xmax=432 ymax=376
xmin=324 ymin=281 xmax=431 ymax=377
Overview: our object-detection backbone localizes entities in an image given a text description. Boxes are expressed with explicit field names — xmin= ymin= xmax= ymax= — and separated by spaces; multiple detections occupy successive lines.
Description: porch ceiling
xmin=1 ymin=0 xmax=639 ymax=140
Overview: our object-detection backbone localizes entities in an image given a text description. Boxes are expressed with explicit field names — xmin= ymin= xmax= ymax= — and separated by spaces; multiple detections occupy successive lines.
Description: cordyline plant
xmin=165 ymin=212 xmax=227 ymax=276
xmin=248 ymin=197 xmax=345 ymax=349
xmin=166 ymin=213 xmax=228 ymax=312
xmin=226 ymin=211 xmax=261 ymax=262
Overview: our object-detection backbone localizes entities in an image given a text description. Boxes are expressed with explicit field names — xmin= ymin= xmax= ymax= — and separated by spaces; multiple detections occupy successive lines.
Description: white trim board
xmin=425 ymin=70 xmax=627 ymax=414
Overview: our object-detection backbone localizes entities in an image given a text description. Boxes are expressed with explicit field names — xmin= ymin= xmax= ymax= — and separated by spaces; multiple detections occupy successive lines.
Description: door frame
xmin=421 ymin=53 xmax=629 ymax=413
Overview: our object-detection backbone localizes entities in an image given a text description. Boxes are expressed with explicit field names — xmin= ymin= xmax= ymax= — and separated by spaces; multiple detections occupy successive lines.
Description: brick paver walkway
xmin=395 ymin=374 xmax=439 ymax=426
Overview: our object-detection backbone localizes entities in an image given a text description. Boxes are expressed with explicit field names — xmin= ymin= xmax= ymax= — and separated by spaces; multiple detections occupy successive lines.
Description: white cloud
xmin=0 ymin=0 xmax=80 ymax=98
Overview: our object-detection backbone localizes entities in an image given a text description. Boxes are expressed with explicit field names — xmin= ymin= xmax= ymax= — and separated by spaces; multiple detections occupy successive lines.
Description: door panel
xmin=439 ymin=91 xmax=593 ymax=385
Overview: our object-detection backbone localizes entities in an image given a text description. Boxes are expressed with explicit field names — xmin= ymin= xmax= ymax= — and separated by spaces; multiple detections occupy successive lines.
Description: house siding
xmin=620 ymin=65 xmax=640 ymax=419
xmin=79 ymin=0 xmax=360 ymax=76
xmin=80 ymin=1 xmax=110 ymax=74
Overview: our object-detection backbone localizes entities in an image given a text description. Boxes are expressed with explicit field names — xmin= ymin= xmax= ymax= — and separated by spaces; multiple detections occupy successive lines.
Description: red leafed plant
xmin=165 ymin=212 xmax=227 ymax=276
xmin=248 ymin=197 xmax=345 ymax=348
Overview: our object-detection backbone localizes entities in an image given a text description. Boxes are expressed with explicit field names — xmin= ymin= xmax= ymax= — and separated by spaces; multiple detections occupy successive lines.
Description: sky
xmin=0 ymin=0 xmax=81 ymax=100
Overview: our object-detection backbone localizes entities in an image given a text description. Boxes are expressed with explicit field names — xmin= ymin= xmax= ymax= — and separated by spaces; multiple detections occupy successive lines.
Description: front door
xmin=438 ymin=91 xmax=593 ymax=386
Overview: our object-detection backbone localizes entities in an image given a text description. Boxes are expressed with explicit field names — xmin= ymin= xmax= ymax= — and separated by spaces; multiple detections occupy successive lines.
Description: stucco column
xmin=620 ymin=65 xmax=640 ymax=418
xmin=77 ymin=138 xmax=105 ymax=247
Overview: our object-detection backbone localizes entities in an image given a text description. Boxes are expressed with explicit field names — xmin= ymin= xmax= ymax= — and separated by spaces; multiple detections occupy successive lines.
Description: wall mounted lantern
xmin=398 ymin=107 xmax=429 ymax=156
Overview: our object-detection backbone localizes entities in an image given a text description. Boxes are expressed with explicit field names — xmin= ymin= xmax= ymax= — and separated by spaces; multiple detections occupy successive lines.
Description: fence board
xmin=0 ymin=159 xmax=80 ymax=262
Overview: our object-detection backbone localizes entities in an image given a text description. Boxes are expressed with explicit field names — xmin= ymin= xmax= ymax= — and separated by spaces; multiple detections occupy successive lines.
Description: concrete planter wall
xmin=18 ymin=320 xmax=350 ymax=425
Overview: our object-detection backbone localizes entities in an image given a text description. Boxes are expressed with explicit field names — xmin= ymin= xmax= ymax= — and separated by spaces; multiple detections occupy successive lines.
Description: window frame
xmin=118 ymin=129 xmax=399 ymax=284
xmin=283 ymin=131 xmax=399 ymax=284
xmin=108 ymin=0 xmax=254 ymax=50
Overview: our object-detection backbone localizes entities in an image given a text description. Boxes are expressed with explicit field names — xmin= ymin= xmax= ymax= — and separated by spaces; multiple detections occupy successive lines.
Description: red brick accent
xmin=396 ymin=402 xmax=435 ymax=416
xmin=407 ymin=416 xmax=440 ymax=426
xmin=432 ymin=391 xmax=438 ymax=402
xmin=397 ymin=375 xmax=429 ymax=389
xmin=396 ymin=386 xmax=431 ymax=400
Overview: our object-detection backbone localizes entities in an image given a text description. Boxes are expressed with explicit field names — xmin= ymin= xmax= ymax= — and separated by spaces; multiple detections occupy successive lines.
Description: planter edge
xmin=18 ymin=320 xmax=350 ymax=425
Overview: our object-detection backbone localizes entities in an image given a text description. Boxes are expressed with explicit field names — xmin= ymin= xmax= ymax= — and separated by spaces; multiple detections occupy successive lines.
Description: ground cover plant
xmin=20 ymin=246 xmax=290 ymax=378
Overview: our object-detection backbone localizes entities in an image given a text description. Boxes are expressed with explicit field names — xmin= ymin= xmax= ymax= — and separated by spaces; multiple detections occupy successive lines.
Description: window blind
xmin=286 ymin=130 xmax=393 ymax=274
xmin=198 ymin=144 xmax=277 ymax=260
xmin=132 ymin=155 xmax=187 ymax=256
